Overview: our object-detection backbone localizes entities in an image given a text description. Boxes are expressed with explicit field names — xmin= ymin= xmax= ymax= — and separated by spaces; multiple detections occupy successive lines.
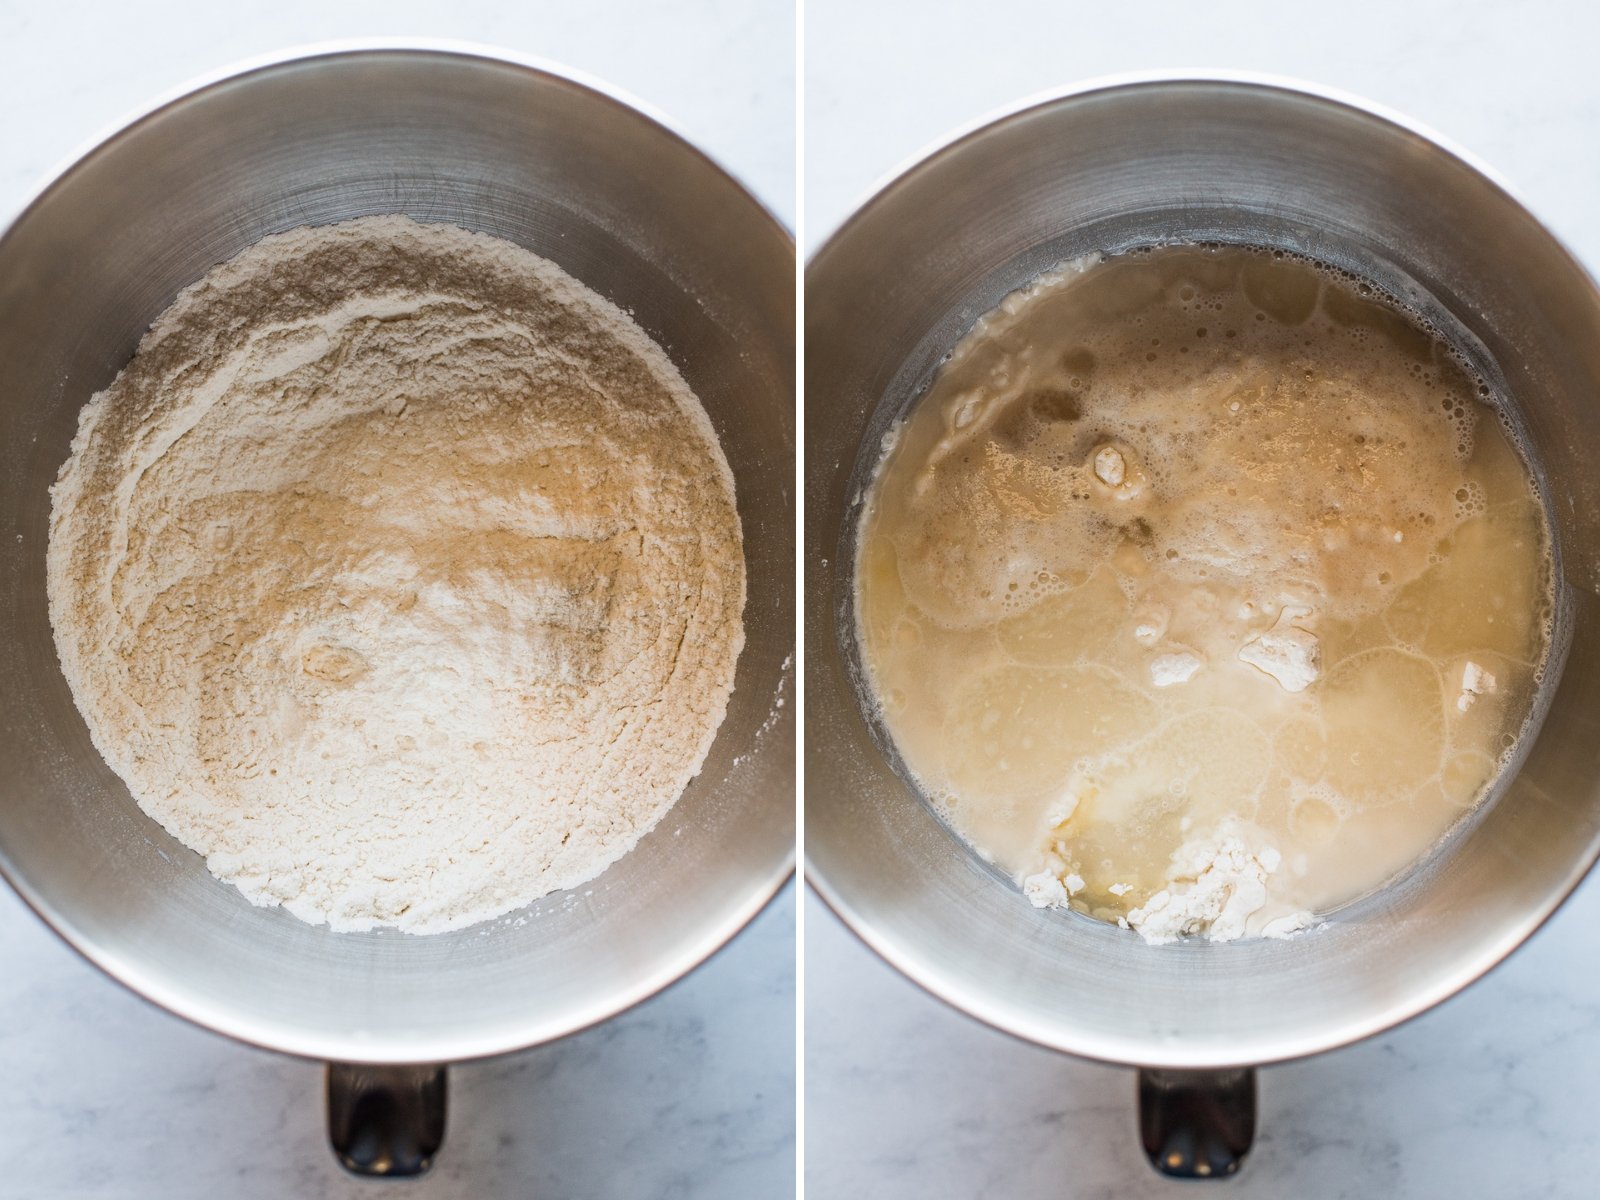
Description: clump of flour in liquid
xmin=47 ymin=216 xmax=745 ymax=933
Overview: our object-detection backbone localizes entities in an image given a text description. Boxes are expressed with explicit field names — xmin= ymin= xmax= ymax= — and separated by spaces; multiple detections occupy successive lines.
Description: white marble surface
xmin=0 ymin=3 xmax=793 ymax=1198
xmin=804 ymin=0 xmax=1600 ymax=1196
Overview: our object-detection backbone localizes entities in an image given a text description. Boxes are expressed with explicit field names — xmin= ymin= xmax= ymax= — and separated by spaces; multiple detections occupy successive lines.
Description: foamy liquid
xmin=855 ymin=245 xmax=1552 ymax=938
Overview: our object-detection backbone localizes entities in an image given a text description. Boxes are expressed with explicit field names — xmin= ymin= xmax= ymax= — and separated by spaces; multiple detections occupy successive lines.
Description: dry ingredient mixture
xmin=47 ymin=216 xmax=745 ymax=934
xmin=855 ymin=245 xmax=1551 ymax=944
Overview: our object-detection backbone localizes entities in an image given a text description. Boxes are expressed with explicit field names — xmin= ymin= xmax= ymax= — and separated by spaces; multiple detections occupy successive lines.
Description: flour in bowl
xmin=47 ymin=216 xmax=745 ymax=933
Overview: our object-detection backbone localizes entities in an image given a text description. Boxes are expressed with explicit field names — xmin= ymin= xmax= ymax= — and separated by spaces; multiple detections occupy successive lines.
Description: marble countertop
xmin=0 ymin=3 xmax=793 ymax=1198
xmin=804 ymin=0 xmax=1600 ymax=1196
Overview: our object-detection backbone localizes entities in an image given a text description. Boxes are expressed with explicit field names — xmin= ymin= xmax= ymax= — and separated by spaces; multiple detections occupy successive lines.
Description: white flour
xmin=1125 ymin=825 xmax=1311 ymax=945
xmin=47 ymin=216 xmax=745 ymax=933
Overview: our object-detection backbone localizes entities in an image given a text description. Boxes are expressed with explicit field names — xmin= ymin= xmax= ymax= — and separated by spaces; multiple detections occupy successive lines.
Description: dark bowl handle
xmin=1138 ymin=1067 xmax=1256 ymax=1179
xmin=326 ymin=1062 xmax=449 ymax=1177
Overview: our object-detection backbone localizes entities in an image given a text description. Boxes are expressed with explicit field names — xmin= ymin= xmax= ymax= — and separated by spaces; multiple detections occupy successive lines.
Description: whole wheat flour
xmin=46 ymin=215 xmax=745 ymax=934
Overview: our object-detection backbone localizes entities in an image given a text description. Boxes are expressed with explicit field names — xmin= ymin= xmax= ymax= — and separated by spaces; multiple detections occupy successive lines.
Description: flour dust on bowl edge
xmin=0 ymin=43 xmax=794 ymax=1177
xmin=804 ymin=74 xmax=1600 ymax=1178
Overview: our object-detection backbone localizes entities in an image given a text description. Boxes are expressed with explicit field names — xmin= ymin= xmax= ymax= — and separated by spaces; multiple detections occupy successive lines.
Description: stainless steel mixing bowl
xmin=806 ymin=74 xmax=1600 ymax=1176
xmin=0 ymin=43 xmax=793 ymax=1175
